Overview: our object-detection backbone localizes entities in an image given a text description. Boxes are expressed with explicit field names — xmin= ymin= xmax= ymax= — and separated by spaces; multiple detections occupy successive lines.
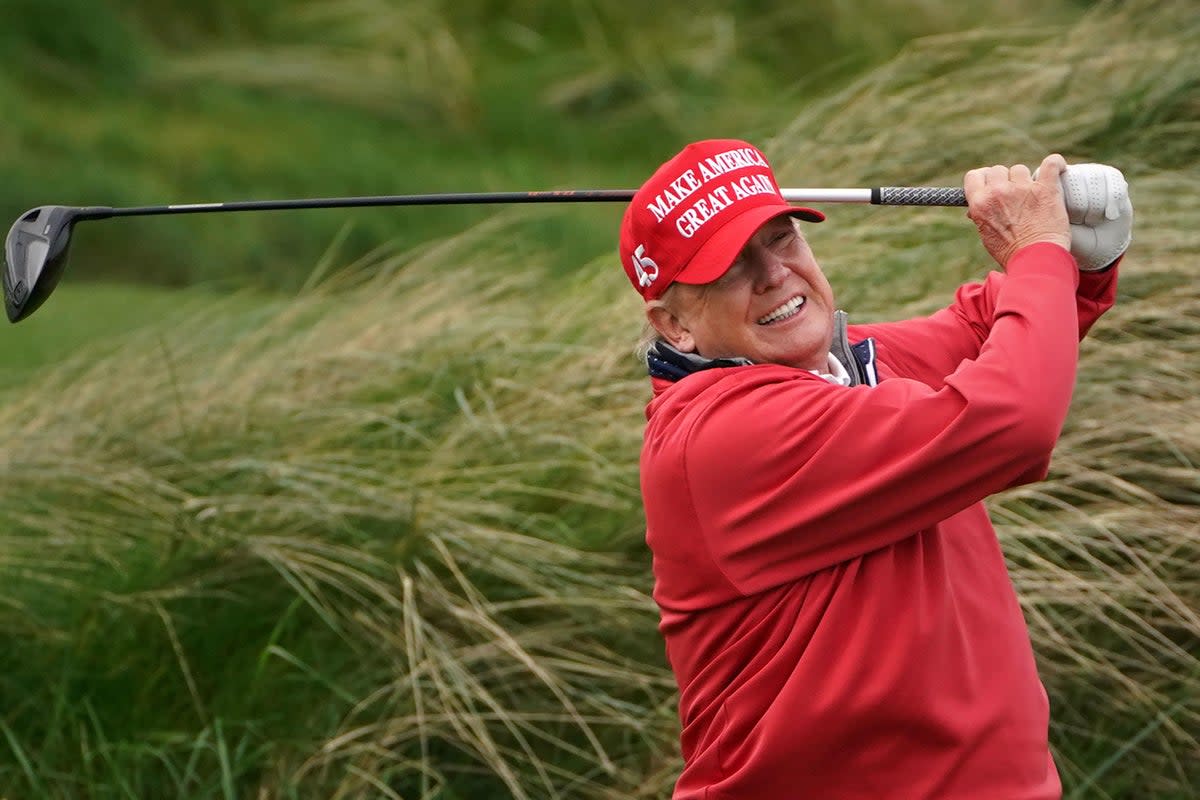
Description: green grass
xmin=0 ymin=283 xmax=280 ymax=390
xmin=1 ymin=0 xmax=1197 ymax=797
xmin=0 ymin=0 xmax=1084 ymax=291
xmin=0 ymin=237 xmax=667 ymax=797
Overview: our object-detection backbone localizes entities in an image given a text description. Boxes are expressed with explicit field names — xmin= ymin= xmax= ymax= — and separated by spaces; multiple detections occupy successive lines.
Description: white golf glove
xmin=1040 ymin=163 xmax=1133 ymax=271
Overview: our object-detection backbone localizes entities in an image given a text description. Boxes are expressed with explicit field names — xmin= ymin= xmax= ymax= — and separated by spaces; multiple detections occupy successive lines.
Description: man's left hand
xmin=1058 ymin=163 xmax=1133 ymax=271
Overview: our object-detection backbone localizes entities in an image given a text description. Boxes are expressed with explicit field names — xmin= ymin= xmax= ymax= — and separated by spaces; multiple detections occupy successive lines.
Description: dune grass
xmin=0 ymin=223 xmax=672 ymax=798
xmin=1 ymin=0 xmax=1083 ymax=292
xmin=0 ymin=284 xmax=280 ymax=391
xmin=1 ymin=0 xmax=1198 ymax=797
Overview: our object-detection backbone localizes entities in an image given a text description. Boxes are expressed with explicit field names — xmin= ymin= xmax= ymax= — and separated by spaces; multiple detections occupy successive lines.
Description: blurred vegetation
xmin=2 ymin=0 xmax=1084 ymax=291
xmin=1 ymin=0 xmax=1198 ymax=798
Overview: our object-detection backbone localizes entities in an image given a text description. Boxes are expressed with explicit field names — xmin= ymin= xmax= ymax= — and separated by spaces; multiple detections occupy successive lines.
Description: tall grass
xmin=1 ymin=0 xmax=1198 ymax=797
xmin=0 ymin=0 xmax=1085 ymax=291
xmin=0 ymin=223 xmax=668 ymax=797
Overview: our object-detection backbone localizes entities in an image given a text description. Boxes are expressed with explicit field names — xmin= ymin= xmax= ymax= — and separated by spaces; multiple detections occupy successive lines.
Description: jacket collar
xmin=646 ymin=311 xmax=878 ymax=387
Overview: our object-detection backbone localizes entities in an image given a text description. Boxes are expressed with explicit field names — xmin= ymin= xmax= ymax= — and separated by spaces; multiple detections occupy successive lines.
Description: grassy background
xmin=1 ymin=0 xmax=1197 ymax=798
xmin=0 ymin=0 xmax=1085 ymax=291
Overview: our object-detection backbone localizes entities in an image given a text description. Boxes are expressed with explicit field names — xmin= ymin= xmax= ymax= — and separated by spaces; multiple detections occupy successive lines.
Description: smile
xmin=757 ymin=295 xmax=806 ymax=325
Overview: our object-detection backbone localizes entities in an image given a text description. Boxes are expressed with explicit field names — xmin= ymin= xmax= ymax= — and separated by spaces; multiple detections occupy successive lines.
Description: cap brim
xmin=673 ymin=204 xmax=825 ymax=286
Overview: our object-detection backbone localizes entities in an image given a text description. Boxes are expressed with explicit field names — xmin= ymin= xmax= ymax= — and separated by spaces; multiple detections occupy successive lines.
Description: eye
xmin=770 ymin=227 xmax=795 ymax=246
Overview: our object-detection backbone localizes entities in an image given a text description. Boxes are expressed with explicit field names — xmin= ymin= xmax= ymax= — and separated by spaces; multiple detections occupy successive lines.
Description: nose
xmin=752 ymin=251 xmax=790 ymax=294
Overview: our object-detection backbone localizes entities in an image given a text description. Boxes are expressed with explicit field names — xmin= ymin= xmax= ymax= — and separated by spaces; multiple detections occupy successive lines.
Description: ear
xmin=645 ymin=300 xmax=697 ymax=353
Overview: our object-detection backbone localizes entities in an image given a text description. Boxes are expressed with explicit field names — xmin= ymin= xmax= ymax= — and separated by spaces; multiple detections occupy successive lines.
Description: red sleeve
xmin=682 ymin=243 xmax=1087 ymax=594
xmin=849 ymin=255 xmax=1120 ymax=387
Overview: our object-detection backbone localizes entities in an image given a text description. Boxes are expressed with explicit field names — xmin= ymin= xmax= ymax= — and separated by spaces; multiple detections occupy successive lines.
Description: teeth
xmin=758 ymin=295 xmax=805 ymax=325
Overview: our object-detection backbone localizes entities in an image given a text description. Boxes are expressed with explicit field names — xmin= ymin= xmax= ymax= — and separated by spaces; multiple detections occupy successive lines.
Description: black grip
xmin=877 ymin=187 xmax=967 ymax=207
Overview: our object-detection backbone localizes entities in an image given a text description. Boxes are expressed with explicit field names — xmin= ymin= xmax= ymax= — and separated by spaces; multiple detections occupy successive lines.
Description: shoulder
xmin=645 ymin=365 xmax=841 ymax=452
xmin=650 ymin=364 xmax=831 ymax=412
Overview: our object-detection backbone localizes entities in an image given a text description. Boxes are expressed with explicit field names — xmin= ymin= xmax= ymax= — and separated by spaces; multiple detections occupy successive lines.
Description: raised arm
xmin=849 ymin=158 xmax=1126 ymax=386
xmin=851 ymin=262 xmax=1118 ymax=387
xmin=652 ymin=156 xmax=1090 ymax=595
xmin=678 ymin=245 xmax=1082 ymax=595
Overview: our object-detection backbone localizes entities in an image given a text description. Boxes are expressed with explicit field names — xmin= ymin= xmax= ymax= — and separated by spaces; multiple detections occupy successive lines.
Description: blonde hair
xmin=634 ymin=319 xmax=664 ymax=364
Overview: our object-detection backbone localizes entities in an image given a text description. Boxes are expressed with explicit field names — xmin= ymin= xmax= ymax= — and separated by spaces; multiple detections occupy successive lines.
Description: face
xmin=648 ymin=217 xmax=836 ymax=371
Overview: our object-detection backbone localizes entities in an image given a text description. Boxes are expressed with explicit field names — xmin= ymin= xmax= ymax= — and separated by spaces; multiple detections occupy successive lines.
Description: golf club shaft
xmin=71 ymin=186 xmax=966 ymax=221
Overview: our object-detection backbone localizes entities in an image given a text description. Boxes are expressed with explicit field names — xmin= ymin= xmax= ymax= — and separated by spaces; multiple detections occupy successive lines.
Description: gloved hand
xmin=1040 ymin=163 xmax=1133 ymax=271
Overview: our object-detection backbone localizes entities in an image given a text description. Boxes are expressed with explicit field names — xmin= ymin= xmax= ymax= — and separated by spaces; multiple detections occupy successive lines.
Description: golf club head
xmin=4 ymin=205 xmax=79 ymax=323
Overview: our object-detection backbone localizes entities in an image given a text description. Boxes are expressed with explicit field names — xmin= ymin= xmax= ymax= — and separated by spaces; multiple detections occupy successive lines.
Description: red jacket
xmin=641 ymin=243 xmax=1118 ymax=799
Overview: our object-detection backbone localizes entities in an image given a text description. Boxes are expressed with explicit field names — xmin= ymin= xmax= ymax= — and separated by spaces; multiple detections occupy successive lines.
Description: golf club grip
xmin=873 ymin=187 xmax=967 ymax=207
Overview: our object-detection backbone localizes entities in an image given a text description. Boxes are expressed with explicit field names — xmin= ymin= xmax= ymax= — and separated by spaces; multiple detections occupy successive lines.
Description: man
xmin=619 ymin=139 xmax=1131 ymax=799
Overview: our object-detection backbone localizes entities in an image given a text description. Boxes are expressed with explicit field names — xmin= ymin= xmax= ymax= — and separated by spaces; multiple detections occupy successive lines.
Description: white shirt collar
xmin=809 ymin=352 xmax=853 ymax=386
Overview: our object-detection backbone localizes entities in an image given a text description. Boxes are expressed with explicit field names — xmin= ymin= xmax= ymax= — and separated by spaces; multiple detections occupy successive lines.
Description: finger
xmin=1062 ymin=165 xmax=1107 ymax=227
xmin=964 ymin=167 xmax=987 ymax=198
xmin=984 ymin=165 xmax=1009 ymax=185
xmin=1082 ymin=167 xmax=1108 ymax=227
xmin=1010 ymin=164 xmax=1032 ymax=183
xmin=1036 ymin=153 xmax=1067 ymax=184
xmin=1103 ymin=166 xmax=1129 ymax=221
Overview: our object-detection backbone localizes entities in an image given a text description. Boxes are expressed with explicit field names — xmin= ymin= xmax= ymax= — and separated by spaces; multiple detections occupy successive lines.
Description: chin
xmin=762 ymin=340 xmax=823 ymax=371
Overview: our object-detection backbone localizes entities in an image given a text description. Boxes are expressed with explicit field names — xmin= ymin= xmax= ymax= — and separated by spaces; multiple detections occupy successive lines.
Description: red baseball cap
xmin=619 ymin=139 xmax=824 ymax=301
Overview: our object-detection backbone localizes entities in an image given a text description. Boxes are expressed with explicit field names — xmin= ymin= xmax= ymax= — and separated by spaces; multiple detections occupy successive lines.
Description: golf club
xmin=3 ymin=185 xmax=966 ymax=324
